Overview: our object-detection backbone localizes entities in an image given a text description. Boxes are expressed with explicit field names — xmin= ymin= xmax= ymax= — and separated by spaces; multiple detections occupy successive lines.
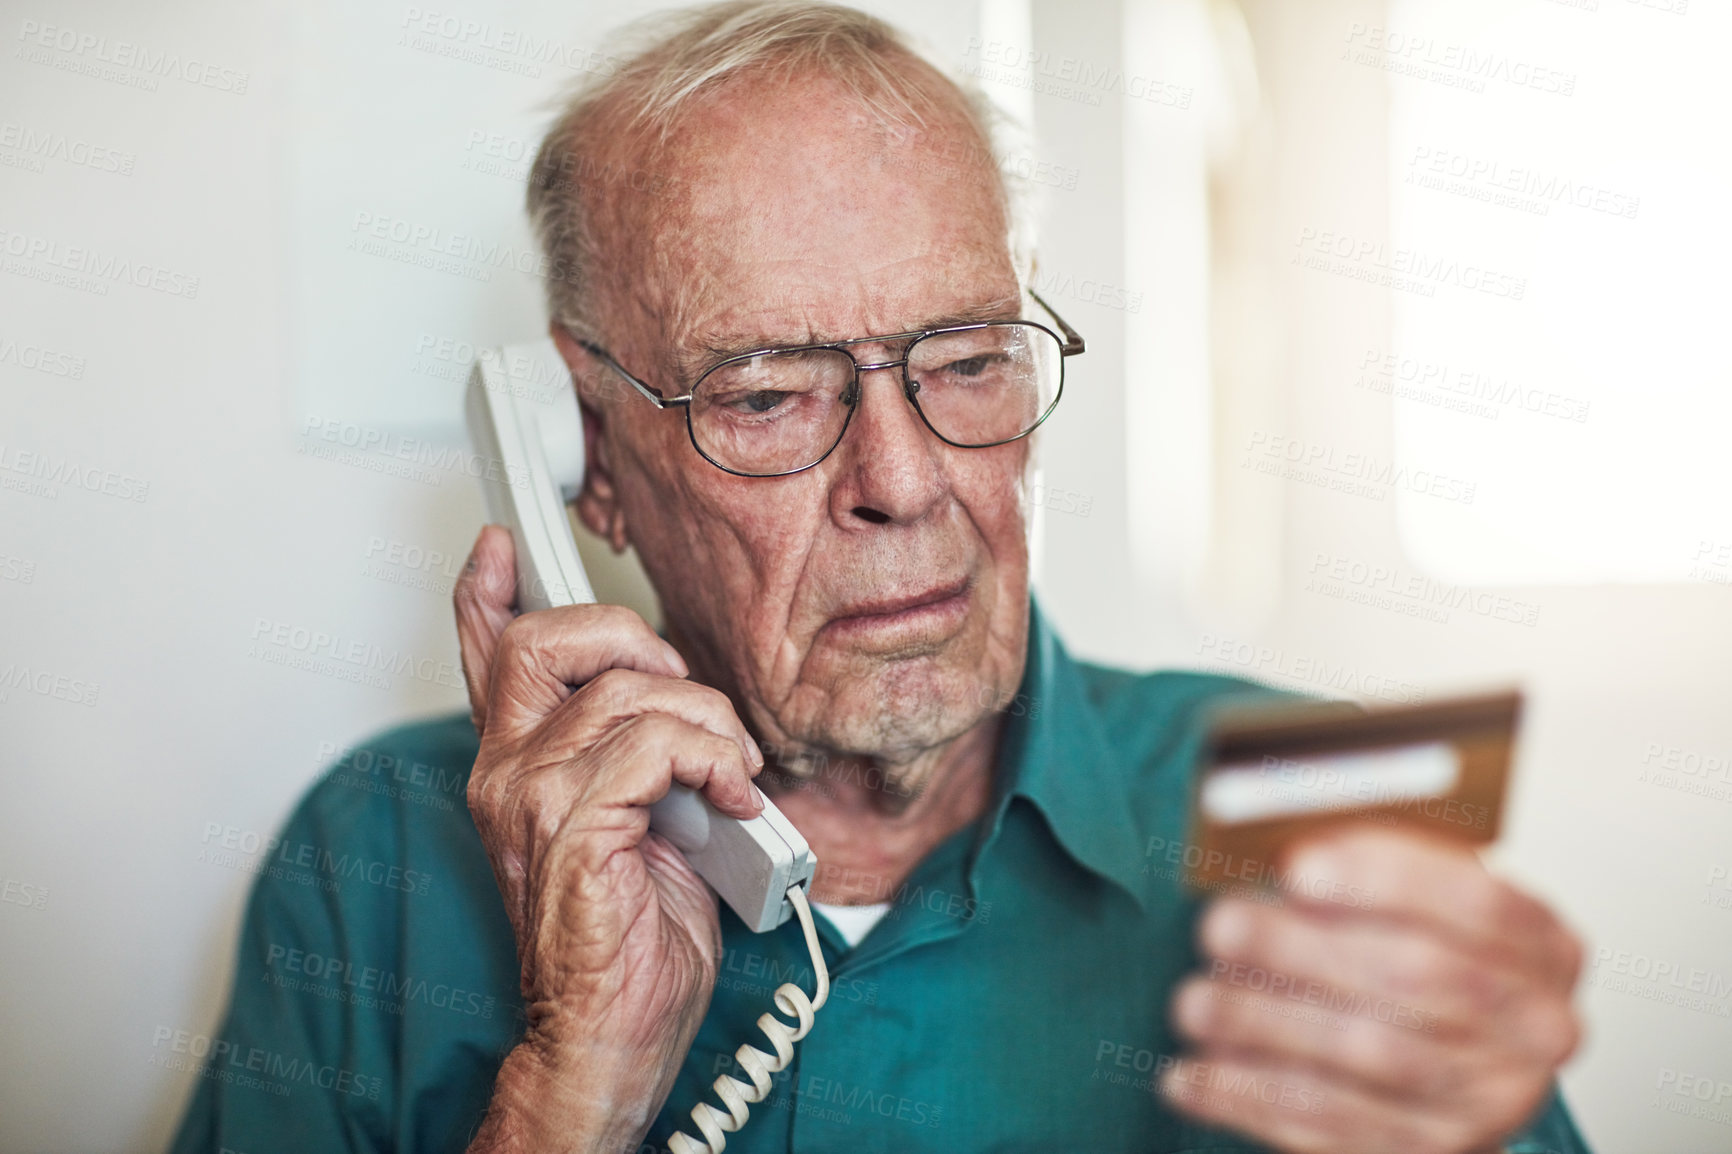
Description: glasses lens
xmin=905 ymin=324 xmax=1062 ymax=447
xmin=689 ymin=348 xmax=856 ymax=475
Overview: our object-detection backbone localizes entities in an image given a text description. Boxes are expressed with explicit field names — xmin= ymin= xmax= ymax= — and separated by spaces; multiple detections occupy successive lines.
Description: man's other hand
xmin=1160 ymin=827 xmax=1584 ymax=1154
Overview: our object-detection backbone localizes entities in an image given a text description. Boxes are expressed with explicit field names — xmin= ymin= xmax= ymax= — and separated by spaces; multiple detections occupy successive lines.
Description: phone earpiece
xmin=537 ymin=370 xmax=587 ymax=502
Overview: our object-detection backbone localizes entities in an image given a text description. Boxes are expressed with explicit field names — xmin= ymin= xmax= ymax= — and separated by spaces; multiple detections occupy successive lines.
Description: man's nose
xmin=830 ymin=363 xmax=948 ymax=527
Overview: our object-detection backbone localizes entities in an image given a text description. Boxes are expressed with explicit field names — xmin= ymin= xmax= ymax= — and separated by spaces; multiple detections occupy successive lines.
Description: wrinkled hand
xmin=454 ymin=526 xmax=764 ymax=1151
xmin=1161 ymin=827 xmax=1583 ymax=1154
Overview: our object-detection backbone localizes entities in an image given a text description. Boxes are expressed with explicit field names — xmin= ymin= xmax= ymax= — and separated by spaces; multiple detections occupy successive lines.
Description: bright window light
xmin=1387 ymin=0 xmax=1732 ymax=586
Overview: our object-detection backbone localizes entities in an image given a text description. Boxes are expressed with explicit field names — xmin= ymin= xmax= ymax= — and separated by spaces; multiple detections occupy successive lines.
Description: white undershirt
xmin=809 ymin=899 xmax=892 ymax=948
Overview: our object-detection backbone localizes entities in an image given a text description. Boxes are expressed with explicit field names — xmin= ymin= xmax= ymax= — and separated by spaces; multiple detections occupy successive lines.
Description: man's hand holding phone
xmin=453 ymin=525 xmax=765 ymax=1153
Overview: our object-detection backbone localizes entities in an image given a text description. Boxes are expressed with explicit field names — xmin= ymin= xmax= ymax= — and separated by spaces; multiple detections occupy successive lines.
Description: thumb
xmin=454 ymin=524 xmax=518 ymax=734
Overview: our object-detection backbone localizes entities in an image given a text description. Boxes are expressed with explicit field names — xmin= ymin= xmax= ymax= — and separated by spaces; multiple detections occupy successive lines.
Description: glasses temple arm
xmin=1027 ymin=289 xmax=1086 ymax=356
xmin=568 ymin=333 xmax=686 ymax=409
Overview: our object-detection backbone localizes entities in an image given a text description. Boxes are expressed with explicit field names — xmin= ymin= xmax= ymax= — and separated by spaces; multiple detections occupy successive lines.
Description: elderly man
xmin=173 ymin=3 xmax=1591 ymax=1152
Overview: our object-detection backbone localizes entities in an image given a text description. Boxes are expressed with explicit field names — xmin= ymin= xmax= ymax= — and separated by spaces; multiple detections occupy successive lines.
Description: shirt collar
xmin=984 ymin=598 xmax=1151 ymax=911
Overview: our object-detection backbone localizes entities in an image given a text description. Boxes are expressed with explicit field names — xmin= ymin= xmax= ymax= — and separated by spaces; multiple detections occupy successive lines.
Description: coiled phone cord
xmin=668 ymin=885 xmax=830 ymax=1154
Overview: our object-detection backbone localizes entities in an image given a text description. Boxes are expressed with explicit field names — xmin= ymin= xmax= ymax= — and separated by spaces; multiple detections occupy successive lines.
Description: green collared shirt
xmin=171 ymin=603 xmax=1590 ymax=1153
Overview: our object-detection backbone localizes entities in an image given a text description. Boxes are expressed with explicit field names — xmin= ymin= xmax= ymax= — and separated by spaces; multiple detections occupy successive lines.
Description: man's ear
xmin=551 ymin=324 xmax=631 ymax=554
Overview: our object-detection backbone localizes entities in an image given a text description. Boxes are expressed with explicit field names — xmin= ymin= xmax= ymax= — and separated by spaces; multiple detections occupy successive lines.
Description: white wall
xmin=0 ymin=1 xmax=1726 ymax=1152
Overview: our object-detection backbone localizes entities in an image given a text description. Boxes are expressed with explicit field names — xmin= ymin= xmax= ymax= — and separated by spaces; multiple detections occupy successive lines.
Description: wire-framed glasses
xmin=571 ymin=290 xmax=1085 ymax=478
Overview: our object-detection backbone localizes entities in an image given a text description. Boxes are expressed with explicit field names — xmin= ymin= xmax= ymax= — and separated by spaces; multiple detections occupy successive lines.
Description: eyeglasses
xmin=570 ymin=290 xmax=1085 ymax=477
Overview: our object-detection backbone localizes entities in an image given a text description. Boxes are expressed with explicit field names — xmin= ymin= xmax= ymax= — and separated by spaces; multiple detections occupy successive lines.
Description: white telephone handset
xmin=465 ymin=340 xmax=828 ymax=1152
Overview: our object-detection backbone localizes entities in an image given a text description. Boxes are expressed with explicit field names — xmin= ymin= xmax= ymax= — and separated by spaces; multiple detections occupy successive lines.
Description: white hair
xmin=525 ymin=0 xmax=1039 ymax=337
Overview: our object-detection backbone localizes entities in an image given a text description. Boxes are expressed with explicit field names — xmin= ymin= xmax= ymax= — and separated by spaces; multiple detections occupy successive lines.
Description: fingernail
xmin=1173 ymin=985 xmax=1211 ymax=1037
xmin=1285 ymin=847 xmax=1341 ymax=889
xmin=1203 ymin=901 xmax=1252 ymax=955
xmin=663 ymin=644 xmax=689 ymax=677
xmin=748 ymin=739 xmax=765 ymax=769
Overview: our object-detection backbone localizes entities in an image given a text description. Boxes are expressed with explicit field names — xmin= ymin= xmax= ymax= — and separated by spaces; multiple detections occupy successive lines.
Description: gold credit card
xmin=1184 ymin=690 xmax=1522 ymax=892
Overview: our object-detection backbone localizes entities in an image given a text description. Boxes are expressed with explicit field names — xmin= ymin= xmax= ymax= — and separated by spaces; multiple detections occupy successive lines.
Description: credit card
xmin=1184 ymin=690 xmax=1521 ymax=892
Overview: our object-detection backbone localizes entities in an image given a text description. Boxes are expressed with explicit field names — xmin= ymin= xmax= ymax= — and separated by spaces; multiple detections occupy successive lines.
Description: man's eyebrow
xmin=679 ymin=294 xmax=1027 ymax=373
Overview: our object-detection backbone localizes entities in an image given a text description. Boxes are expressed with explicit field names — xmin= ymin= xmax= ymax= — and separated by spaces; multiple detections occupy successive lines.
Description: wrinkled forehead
xmin=592 ymin=66 xmax=1019 ymax=381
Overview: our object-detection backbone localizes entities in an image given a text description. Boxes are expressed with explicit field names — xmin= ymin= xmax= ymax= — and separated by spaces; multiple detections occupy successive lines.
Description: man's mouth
xmin=820 ymin=577 xmax=974 ymax=646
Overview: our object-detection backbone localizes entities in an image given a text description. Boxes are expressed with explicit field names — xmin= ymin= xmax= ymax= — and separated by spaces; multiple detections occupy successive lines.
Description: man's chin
xmin=780 ymin=657 xmax=1003 ymax=769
